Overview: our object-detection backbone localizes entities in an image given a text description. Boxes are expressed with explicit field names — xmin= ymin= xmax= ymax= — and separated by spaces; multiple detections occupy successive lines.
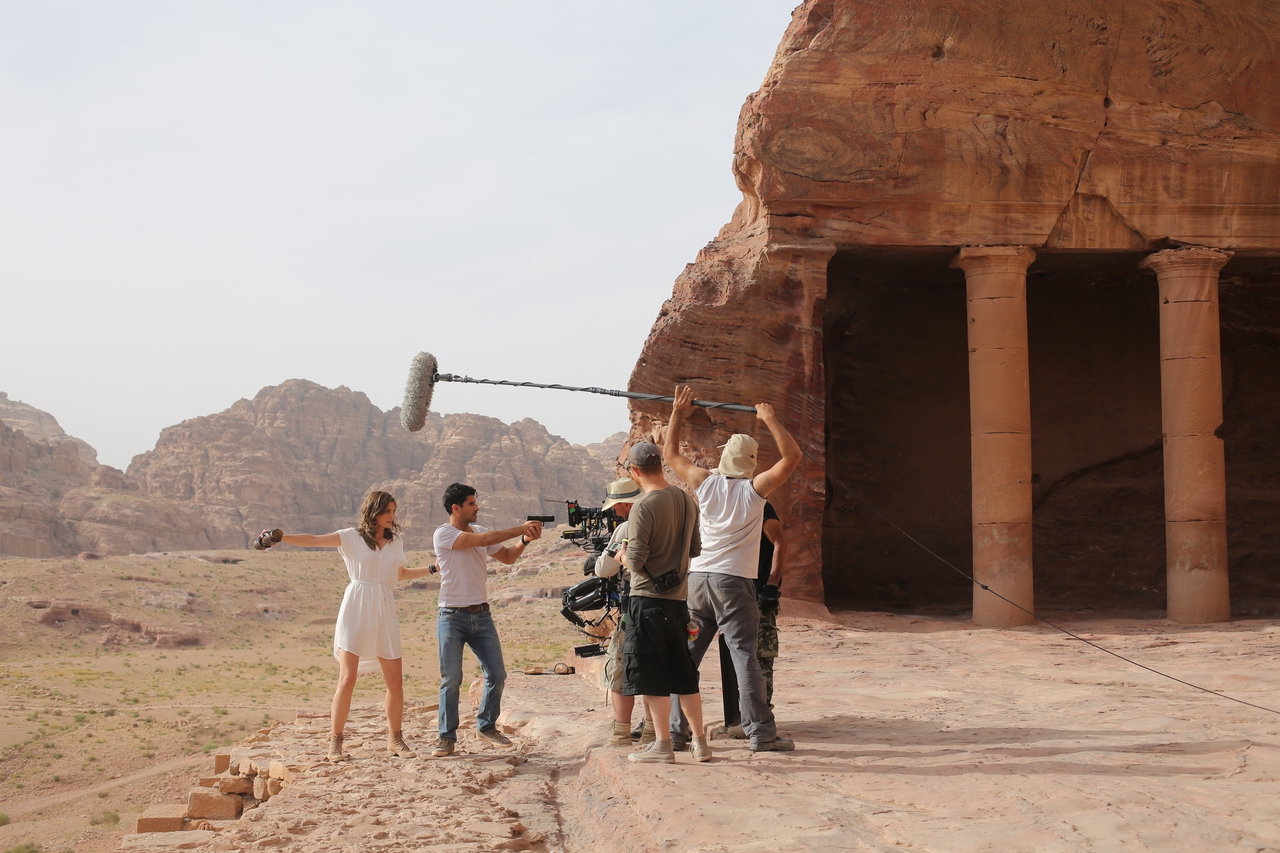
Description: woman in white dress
xmin=260 ymin=490 xmax=434 ymax=761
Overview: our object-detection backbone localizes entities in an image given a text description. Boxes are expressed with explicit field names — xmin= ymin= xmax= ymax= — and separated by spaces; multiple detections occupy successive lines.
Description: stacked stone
xmin=133 ymin=747 xmax=302 ymax=836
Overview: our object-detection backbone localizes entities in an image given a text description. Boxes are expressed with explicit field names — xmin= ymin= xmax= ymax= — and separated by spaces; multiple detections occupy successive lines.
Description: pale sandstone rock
xmin=216 ymin=776 xmax=253 ymax=795
xmin=186 ymin=788 xmax=243 ymax=820
xmin=136 ymin=803 xmax=187 ymax=833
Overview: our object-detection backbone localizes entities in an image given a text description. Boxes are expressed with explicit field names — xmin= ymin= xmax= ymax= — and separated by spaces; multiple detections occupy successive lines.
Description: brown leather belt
xmin=441 ymin=603 xmax=490 ymax=613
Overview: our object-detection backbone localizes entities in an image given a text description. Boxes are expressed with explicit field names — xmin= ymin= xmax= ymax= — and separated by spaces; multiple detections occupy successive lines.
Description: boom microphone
xmin=398 ymin=350 xmax=756 ymax=433
xmin=400 ymin=352 xmax=438 ymax=432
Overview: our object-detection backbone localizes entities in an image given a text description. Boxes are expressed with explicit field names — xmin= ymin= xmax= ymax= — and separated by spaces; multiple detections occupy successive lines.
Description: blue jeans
xmin=436 ymin=608 xmax=507 ymax=741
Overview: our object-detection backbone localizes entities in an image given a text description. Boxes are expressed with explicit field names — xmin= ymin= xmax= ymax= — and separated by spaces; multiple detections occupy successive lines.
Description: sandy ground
xmin=564 ymin=606 xmax=1280 ymax=852
xmin=0 ymin=535 xmax=591 ymax=852
xmin=2 ymin=543 xmax=1279 ymax=852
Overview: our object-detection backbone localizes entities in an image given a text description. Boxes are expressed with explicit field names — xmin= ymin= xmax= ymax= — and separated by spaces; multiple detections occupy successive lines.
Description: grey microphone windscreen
xmin=401 ymin=351 xmax=437 ymax=432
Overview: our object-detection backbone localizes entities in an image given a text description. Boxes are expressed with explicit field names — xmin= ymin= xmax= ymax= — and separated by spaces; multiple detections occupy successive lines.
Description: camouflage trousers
xmin=758 ymin=597 xmax=780 ymax=706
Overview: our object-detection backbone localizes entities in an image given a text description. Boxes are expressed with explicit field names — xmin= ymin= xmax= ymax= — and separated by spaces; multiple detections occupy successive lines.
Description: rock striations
xmin=0 ymin=381 xmax=622 ymax=558
xmin=627 ymin=0 xmax=1280 ymax=610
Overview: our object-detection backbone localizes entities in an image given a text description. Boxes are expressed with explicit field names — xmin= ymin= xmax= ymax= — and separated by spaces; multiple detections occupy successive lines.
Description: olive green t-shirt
xmin=624 ymin=485 xmax=701 ymax=600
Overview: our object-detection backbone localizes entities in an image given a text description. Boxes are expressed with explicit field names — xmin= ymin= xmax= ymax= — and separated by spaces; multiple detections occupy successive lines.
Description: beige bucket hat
xmin=716 ymin=434 xmax=758 ymax=478
xmin=601 ymin=477 xmax=642 ymax=510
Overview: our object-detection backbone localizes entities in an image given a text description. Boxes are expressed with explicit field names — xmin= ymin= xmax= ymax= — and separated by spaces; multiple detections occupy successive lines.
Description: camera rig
xmin=558 ymin=500 xmax=625 ymax=637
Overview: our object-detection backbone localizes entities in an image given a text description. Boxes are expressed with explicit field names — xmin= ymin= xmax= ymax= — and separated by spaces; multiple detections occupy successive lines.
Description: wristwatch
xmin=520 ymin=536 xmax=530 ymax=547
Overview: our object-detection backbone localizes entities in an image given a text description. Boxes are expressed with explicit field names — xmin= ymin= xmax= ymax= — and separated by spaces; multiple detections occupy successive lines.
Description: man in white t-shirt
xmin=431 ymin=482 xmax=543 ymax=757
xmin=663 ymin=385 xmax=801 ymax=752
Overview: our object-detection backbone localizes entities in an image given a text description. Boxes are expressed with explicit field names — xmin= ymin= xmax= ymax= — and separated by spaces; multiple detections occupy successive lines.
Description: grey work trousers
xmin=671 ymin=572 xmax=777 ymax=744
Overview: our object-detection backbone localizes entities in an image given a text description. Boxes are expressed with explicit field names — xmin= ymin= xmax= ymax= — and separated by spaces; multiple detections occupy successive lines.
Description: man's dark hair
xmin=442 ymin=482 xmax=477 ymax=515
xmin=628 ymin=460 xmax=662 ymax=475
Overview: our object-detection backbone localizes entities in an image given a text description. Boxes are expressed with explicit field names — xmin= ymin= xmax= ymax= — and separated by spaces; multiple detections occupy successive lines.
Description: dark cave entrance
xmin=821 ymin=249 xmax=1190 ymax=614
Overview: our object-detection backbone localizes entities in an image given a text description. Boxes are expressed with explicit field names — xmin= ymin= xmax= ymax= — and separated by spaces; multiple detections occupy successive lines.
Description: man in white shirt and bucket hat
xmin=663 ymin=385 xmax=801 ymax=752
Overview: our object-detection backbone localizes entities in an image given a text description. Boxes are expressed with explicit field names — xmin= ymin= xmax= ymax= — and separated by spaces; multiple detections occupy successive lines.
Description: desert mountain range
xmin=0 ymin=383 xmax=626 ymax=558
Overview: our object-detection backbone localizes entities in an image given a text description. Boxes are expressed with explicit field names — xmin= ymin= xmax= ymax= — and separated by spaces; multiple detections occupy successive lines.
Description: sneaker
xmin=431 ymin=737 xmax=455 ymax=757
xmin=637 ymin=720 xmax=656 ymax=745
xmin=750 ymin=736 xmax=795 ymax=752
xmin=478 ymin=728 xmax=512 ymax=747
xmin=628 ymin=740 xmax=675 ymax=764
xmin=630 ymin=721 xmax=645 ymax=741
xmin=387 ymin=731 xmax=417 ymax=758
xmin=607 ymin=721 xmax=632 ymax=747
xmin=691 ymin=736 xmax=712 ymax=763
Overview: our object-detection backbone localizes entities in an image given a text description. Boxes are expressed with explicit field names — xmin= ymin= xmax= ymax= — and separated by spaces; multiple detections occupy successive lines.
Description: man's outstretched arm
xmin=663 ymin=385 xmax=711 ymax=490
xmin=750 ymin=403 xmax=801 ymax=498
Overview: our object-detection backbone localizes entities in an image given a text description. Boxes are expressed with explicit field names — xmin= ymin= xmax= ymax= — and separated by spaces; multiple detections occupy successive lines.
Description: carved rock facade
xmin=629 ymin=0 xmax=1280 ymax=620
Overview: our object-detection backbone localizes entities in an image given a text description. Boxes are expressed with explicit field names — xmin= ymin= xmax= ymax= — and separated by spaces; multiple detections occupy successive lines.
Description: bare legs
xmin=378 ymin=656 xmax=405 ymax=733
xmin=331 ymin=650 xmax=405 ymax=736
xmin=332 ymin=650 xmax=360 ymax=736
xmin=644 ymin=693 xmax=702 ymax=741
xmin=610 ymin=690 xmax=635 ymax=724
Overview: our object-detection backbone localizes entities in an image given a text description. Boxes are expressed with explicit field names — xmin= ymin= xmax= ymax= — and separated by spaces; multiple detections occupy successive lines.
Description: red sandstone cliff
xmin=627 ymin=0 xmax=1280 ymax=608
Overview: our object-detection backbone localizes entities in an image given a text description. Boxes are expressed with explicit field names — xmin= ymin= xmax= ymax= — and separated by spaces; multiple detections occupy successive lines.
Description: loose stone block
xmin=266 ymin=778 xmax=283 ymax=796
xmin=212 ymin=753 xmax=231 ymax=774
xmin=198 ymin=777 xmax=219 ymax=788
xmin=186 ymin=788 xmax=243 ymax=820
xmin=217 ymin=775 xmax=253 ymax=794
xmin=136 ymin=803 xmax=186 ymax=833
xmin=253 ymin=775 xmax=270 ymax=800
xmin=239 ymin=758 xmax=258 ymax=776
xmin=267 ymin=760 xmax=299 ymax=781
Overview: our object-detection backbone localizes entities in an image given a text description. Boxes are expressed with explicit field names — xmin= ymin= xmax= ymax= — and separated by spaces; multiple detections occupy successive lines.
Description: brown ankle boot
xmin=327 ymin=732 xmax=349 ymax=762
xmin=387 ymin=731 xmax=417 ymax=758
xmin=607 ymin=720 xmax=632 ymax=746
xmin=638 ymin=719 xmax=656 ymax=745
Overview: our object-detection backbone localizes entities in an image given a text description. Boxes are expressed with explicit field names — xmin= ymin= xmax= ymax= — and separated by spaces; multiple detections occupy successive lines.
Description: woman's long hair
xmin=357 ymin=490 xmax=400 ymax=549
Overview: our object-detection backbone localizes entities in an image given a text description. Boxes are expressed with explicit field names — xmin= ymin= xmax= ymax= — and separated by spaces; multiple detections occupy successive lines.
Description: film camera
xmin=557 ymin=500 xmax=625 ymax=638
xmin=559 ymin=500 xmax=619 ymax=560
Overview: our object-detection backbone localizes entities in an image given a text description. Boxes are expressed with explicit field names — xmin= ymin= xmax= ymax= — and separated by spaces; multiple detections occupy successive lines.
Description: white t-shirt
xmin=688 ymin=474 xmax=766 ymax=579
xmin=434 ymin=523 xmax=504 ymax=608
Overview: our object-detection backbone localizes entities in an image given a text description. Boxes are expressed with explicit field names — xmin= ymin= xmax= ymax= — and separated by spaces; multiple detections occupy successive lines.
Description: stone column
xmin=1139 ymin=247 xmax=1233 ymax=623
xmin=951 ymin=246 xmax=1036 ymax=627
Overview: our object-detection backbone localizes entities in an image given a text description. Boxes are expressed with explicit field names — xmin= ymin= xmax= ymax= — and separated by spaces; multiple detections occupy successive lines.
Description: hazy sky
xmin=0 ymin=2 xmax=798 ymax=470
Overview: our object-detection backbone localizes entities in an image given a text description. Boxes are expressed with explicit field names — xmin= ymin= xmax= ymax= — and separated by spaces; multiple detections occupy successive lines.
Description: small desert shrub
xmin=89 ymin=810 xmax=119 ymax=826
xmin=4 ymin=843 xmax=39 ymax=853
xmin=0 ymin=812 xmax=9 ymax=826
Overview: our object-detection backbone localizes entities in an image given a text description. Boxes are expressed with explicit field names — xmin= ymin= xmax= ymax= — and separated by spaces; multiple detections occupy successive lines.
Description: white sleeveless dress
xmin=333 ymin=528 xmax=406 ymax=671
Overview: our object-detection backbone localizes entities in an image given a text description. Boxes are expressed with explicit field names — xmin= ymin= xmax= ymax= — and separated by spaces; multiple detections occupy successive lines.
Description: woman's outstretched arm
xmin=276 ymin=532 xmax=342 ymax=548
